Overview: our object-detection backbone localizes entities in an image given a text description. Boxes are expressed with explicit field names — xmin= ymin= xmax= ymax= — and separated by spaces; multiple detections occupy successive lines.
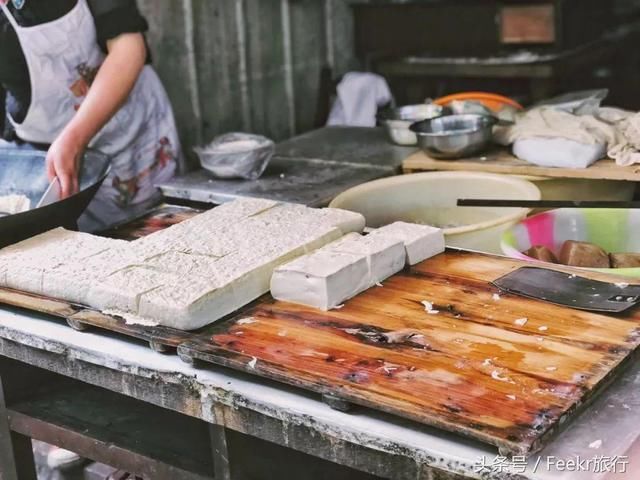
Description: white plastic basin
xmin=329 ymin=172 xmax=541 ymax=254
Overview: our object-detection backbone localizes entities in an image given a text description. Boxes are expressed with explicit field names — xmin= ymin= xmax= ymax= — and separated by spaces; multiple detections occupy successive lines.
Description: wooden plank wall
xmin=137 ymin=0 xmax=358 ymax=167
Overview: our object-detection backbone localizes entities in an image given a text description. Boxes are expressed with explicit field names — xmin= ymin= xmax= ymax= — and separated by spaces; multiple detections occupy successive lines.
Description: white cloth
xmin=327 ymin=72 xmax=393 ymax=127
xmin=513 ymin=138 xmax=606 ymax=169
xmin=607 ymin=111 xmax=640 ymax=166
xmin=496 ymin=106 xmax=640 ymax=168
xmin=0 ymin=0 xmax=180 ymax=231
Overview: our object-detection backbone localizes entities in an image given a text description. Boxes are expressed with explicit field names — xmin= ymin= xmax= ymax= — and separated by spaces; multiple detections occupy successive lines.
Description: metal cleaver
xmin=492 ymin=267 xmax=640 ymax=314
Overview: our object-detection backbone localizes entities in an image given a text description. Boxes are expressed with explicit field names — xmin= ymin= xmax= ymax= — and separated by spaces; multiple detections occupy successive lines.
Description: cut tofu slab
xmin=41 ymin=245 xmax=140 ymax=304
xmin=87 ymin=266 xmax=177 ymax=313
xmin=271 ymin=250 xmax=370 ymax=311
xmin=369 ymin=222 xmax=445 ymax=265
xmin=0 ymin=228 xmax=125 ymax=295
xmin=324 ymin=233 xmax=405 ymax=285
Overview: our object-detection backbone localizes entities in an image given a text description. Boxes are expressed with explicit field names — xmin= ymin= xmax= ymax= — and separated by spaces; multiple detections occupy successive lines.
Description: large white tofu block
xmin=271 ymin=250 xmax=370 ymax=311
xmin=369 ymin=222 xmax=445 ymax=265
xmin=325 ymin=233 xmax=405 ymax=285
xmin=0 ymin=198 xmax=359 ymax=330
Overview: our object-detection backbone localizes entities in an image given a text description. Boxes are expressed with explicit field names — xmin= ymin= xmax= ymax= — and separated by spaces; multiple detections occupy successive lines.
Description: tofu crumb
xmin=421 ymin=300 xmax=440 ymax=315
xmin=514 ymin=317 xmax=528 ymax=326
xmin=421 ymin=300 xmax=434 ymax=311
xmin=237 ymin=317 xmax=258 ymax=325
xmin=491 ymin=371 xmax=513 ymax=383
xmin=538 ymin=326 xmax=548 ymax=331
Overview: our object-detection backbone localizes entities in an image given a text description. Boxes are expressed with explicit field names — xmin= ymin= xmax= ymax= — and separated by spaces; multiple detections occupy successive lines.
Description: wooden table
xmin=0 ymin=298 xmax=638 ymax=479
xmin=403 ymin=148 xmax=640 ymax=182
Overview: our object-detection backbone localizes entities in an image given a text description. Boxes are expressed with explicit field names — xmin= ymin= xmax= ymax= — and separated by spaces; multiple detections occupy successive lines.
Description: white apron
xmin=0 ymin=0 xmax=179 ymax=231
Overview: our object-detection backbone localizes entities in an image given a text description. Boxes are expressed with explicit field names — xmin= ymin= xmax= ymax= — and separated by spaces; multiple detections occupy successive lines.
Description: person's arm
xmin=46 ymin=32 xmax=147 ymax=198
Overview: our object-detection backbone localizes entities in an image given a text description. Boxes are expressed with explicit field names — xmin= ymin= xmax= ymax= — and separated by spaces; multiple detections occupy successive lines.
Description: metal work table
xmin=0 ymin=306 xmax=638 ymax=479
xmin=158 ymin=127 xmax=417 ymax=207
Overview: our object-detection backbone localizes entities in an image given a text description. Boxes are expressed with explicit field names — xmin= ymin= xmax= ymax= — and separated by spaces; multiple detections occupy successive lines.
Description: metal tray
xmin=0 ymin=147 xmax=110 ymax=248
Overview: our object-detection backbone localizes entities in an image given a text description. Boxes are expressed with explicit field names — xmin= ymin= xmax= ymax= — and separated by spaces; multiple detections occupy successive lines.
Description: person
xmin=0 ymin=0 xmax=180 ymax=232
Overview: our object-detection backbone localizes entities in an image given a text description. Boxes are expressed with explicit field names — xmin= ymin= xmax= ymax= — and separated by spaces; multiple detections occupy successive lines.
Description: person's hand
xmin=46 ymin=130 xmax=86 ymax=199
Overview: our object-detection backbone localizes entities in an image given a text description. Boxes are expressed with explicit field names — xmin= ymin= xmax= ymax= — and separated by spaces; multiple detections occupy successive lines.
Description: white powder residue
xmin=211 ymin=139 xmax=261 ymax=153
xmin=492 ymin=294 xmax=501 ymax=301
xmin=589 ymin=439 xmax=603 ymax=449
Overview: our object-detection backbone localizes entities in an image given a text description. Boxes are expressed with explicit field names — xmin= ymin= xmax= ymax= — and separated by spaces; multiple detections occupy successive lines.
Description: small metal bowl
xmin=378 ymin=104 xmax=444 ymax=146
xmin=410 ymin=114 xmax=497 ymax=159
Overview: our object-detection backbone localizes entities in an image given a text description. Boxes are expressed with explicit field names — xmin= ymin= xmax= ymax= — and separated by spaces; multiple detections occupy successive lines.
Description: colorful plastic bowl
xmin=501 ymin=208 xmax=640 ymax=278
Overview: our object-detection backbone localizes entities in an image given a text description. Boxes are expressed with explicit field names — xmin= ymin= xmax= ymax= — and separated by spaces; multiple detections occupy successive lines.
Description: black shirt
xmin=0 ymin=0 xmax=150 ymax=139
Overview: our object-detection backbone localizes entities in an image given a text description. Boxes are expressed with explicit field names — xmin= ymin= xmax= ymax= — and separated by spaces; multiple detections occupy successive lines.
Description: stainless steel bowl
xmin=410 ymin=114 xmax=497 ymax=159
xmin=378 ymin=104 xmax=444 ymax=146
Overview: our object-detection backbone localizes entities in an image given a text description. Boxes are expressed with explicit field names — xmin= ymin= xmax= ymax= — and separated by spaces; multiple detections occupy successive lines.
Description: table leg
xmin=209 ymin=425 xmax=231 ymax=480
xmin=0 ymin=377 xmax=36 ymax=480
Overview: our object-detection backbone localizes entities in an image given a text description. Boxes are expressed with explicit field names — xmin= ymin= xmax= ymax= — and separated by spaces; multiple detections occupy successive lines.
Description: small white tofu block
xmin=325 ymin=233 xmax=405 ymax=285
xmin=370 ymin=222 xmax=445 ymax=265
xmin=271 ymin=250 xmax=369 ymax=311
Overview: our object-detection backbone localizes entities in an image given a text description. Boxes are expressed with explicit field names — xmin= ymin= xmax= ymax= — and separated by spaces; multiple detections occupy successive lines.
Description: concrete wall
xmin=138 ymin=0 xmax=358 ymax=165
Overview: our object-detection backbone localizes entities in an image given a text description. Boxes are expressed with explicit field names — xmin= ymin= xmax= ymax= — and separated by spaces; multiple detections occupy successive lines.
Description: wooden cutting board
xmin=402 ymin=148 xmax=640 ymax=181
xmin=178 ymin=250 xmax=640 ymax=456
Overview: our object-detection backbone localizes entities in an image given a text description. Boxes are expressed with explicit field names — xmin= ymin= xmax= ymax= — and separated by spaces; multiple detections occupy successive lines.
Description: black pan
xmin=0 ymin=147 xmax=111 ymax=248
